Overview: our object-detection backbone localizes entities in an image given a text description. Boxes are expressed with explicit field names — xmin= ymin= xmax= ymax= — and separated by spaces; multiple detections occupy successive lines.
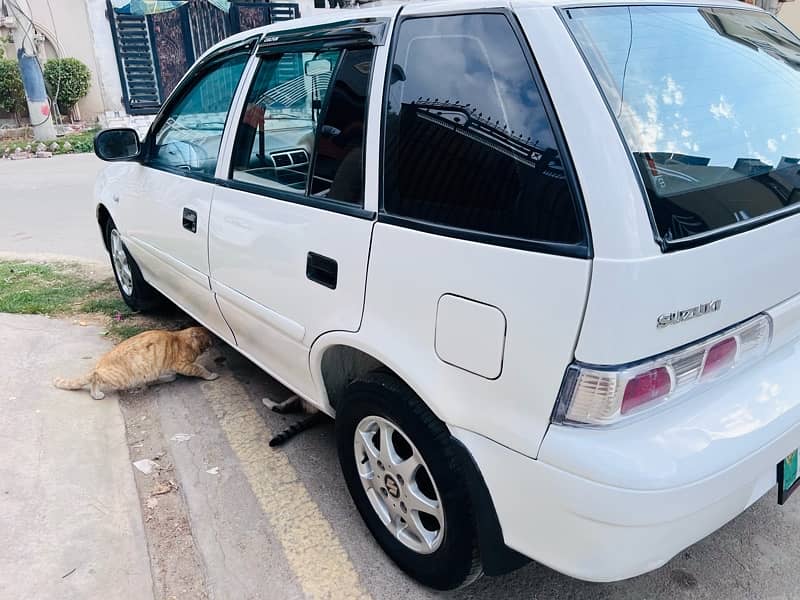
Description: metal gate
xmin=107 ymin=9 xmax=162 ymax=115
xmin=108 ymin=0 xmax=300 ymax=115
xmin=231 ymin=2 xmax=276 ymax=30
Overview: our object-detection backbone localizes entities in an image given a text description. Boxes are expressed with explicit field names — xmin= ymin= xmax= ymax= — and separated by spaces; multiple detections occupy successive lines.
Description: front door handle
xmin=306 ymin=252 xmax=338 ymax=289
xmin=182 ymin=208 xmax=197 ymax=233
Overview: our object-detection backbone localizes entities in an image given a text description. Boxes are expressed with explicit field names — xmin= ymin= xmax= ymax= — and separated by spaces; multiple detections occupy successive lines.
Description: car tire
xmin=105 ymin=220 xmax=162 ymax=312
xmin=336 ymin=370 xmax=483 ymax=590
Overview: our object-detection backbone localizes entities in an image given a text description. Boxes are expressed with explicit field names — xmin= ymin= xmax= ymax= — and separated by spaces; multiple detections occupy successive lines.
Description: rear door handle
xmin=306 ymin=252 xmax=338 ymax=289
xmin=182 ymin=208 xmax=197 ymax=233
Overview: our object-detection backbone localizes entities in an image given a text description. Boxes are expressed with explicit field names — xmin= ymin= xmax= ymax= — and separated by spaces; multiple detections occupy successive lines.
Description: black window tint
xmin=383 ymin=14 xmax=582 ymax=244
xmin=230 ymin=50 xmax=341 ymax=194
xmin=310 ymin=48 xmax=374 ymax=204
xmin=150 ymin=54 xmax=248 ymax=177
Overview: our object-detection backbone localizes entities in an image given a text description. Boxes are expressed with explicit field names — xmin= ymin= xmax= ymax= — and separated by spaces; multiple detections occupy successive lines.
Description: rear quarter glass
xmin=382 ymin=12 xmax=586 ymax=248
xmin=565 ymin=5 xmax=800 ymax=246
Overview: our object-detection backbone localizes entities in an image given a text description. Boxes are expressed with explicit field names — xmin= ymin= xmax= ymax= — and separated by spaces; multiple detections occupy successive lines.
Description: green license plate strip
xmin=778 ymin=449 xmax=800 ymax=505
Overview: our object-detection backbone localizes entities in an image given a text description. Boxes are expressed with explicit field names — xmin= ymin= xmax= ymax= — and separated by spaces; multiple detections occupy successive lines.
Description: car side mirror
xmin=94 ymin=128 xmax=141 ymax=162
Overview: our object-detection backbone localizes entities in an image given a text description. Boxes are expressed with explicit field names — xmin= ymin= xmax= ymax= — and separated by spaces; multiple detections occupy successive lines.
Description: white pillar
xmin=84 ymin=0 xmax=126 ymax=122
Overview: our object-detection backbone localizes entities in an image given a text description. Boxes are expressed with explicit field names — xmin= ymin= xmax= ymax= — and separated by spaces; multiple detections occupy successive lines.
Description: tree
xmin=43 ymin=58 xmax=91 ymax=117
xmin=0 ymin=58 xmax=27 ymax=125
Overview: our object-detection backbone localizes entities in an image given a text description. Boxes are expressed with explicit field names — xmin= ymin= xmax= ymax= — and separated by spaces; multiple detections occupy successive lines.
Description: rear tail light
xmin=553 ymin=314 xmax=772 ymax=426
xmin=702 ymin=337 xmax=737 ymax=380
xmin=621 ymin=366 xmax=671 ymax=414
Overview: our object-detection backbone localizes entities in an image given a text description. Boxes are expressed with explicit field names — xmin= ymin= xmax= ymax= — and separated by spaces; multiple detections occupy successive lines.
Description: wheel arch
xmin=96 ymin=203 xmax=113 ymax=252
xmin=313 ymin=333 xmax=530 ymax=577
xmin=310 ymin=333 xmax=443 ymax=420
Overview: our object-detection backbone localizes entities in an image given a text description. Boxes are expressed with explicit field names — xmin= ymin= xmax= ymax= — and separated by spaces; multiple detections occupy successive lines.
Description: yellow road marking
xmin=202 ymin=378 xmax=371 ymax=600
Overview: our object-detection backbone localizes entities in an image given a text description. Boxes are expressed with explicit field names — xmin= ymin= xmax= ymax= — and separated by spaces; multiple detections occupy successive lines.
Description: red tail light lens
xmin=554 ymin=314 xmax=772 ymax=426
xmin=621 ymin=367 xmax=672 ymax=414
xmin=701 ymin=337 xmax=737 ymax=380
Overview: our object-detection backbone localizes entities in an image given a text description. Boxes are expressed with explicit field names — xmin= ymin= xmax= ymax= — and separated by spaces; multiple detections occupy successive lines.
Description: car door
xmin=118 ymin=41 xmax=253 ymax=343
xmin=209 ymin=19 xmax=391 ymax=400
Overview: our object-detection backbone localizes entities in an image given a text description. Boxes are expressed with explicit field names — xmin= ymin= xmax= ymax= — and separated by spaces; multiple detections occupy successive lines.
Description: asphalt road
xmin=4 ymin=153 xmax=800 ymax=599
xmin=164 ymin=345 xmax=800 ymax=600
xmin=0 ymin=153 xmax=108 ymax=264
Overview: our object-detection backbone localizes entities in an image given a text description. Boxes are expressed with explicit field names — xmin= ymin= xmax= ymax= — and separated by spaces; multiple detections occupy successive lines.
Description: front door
xmin=209 ymin=32 xmax=383 ymax=400
xmin=120 ymin=46 xmax=251 ymax=342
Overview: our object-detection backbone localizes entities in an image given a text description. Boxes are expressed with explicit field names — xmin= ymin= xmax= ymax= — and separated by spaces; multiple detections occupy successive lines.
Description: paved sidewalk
xmin=0 ymin=314 xmax=154 ymax=600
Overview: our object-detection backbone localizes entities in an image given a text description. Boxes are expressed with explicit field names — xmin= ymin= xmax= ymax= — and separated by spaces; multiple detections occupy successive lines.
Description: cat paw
xmin=91 ymin=391 xmax=105 ymax=400
xmin=204 ymin=372 xmax=219 ymax=381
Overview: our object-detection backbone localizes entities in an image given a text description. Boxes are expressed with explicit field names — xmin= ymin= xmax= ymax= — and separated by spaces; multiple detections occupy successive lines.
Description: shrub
xmin=0 ymin=59 xmax=27 ymax=123
xmin=43 ymin=58 xmax=91 ymax=115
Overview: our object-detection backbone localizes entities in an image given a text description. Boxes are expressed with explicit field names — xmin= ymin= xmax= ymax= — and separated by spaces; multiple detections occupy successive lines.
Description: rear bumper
xmin=454 ymin=425 xmax=783 ymax=581
xmin=452 ymin=299 xmax=800 ymax=581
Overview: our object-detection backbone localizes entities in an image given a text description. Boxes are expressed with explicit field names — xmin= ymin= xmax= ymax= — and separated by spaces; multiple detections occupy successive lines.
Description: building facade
xmin=0 ymin=0 xmax=126 ymax=124
xmin=0 ymin=0 xmax=304 ymax=127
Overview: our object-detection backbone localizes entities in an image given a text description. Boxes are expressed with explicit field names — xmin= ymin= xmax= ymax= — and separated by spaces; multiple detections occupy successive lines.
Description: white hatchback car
xmin=94 ymin=0 xmax=800 ymax=589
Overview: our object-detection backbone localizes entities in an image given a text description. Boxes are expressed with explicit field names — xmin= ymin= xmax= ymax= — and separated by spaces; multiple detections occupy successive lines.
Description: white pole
xmin=4 ymin=0 xmax=57 ymax=141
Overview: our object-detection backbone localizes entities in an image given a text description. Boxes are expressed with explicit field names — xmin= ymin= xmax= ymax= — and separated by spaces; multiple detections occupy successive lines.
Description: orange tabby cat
xmin=54 ymin=326 xmax=217 ymax=400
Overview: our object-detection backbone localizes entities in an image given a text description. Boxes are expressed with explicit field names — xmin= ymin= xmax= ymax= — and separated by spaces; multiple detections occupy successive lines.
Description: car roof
xmin=204 ymin=0 xmax=757 ymax=58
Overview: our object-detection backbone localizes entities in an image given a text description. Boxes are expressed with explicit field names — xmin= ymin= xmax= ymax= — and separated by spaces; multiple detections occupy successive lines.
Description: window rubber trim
xmin=557 ymin=5 xmax=800 ymax=253
xmin=377 ymin=7 xmax=593 ymax=260
xmin=216 ymin=177 xmax=376 ymax=220
xmin=380 ymin=213 xmax=589 ymax=257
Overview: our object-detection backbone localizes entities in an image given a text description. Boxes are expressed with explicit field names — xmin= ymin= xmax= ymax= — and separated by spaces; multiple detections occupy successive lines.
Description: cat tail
xmin=53 ymin=372 xmax=93 ymax=390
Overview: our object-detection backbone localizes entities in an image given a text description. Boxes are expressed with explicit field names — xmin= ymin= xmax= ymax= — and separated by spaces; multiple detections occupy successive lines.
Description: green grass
xmin=0 ymin=260 xmax=189 ymax=341
xmin=81 ymin=296 xmax=133 ymax=317
xmin=0 ymin=128 xmax=97 ymax=155
xmin=0 ymin=261 xmax=111 ymax=314
xmin=107 ymin=322 xmax=147 ymax=340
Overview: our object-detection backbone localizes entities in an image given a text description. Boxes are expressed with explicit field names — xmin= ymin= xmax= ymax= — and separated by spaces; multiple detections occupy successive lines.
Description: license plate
xmin=778 ymin=449 xmax=800 ymax=505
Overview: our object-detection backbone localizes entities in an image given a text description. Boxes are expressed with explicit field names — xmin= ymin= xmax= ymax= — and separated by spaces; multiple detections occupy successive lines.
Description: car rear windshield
xmin=566 ymin=5 xmax=800 ymax=245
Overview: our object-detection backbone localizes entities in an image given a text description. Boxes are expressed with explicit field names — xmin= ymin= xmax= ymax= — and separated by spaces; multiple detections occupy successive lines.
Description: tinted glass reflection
xmin=311 ymin=48 xmax=374 ymax=204
xmin=150 ymin=54 xmax=247 ymax=176
xmin=230 ymin=50 xmax=341 ymax=193
xmin=383 ymin=14 xmax=582 ymax=244
xmin=569 ymin=6 xmax=800 ymax=242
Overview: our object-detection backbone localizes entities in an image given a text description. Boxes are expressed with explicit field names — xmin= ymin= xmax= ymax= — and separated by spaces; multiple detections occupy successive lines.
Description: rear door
xmin=359 ymin=6 xmax=592 ymax=458
xmin=209 ymin=18 xmax=392 ymax=400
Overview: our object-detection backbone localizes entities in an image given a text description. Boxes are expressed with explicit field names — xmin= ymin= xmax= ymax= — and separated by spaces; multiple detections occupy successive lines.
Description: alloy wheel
xmin=110 ymin=229 xmax=134 ymax=297
xmin=354 ymin=415 xmax=445 ymax=554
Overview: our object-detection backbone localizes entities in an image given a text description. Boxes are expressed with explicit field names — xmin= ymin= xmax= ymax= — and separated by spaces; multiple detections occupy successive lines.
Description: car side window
xmin=310 ymin=48 xmax=374 ymax=204
xmin=230 ymin=50 xmax=342 ymax=194
xmin=148 ymin=53 xmax=248 ymax=178
xmin=230 ymin=47 xmax=374 ymax=205
xmin=383 ymin=14 xmax=583 ymax=245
